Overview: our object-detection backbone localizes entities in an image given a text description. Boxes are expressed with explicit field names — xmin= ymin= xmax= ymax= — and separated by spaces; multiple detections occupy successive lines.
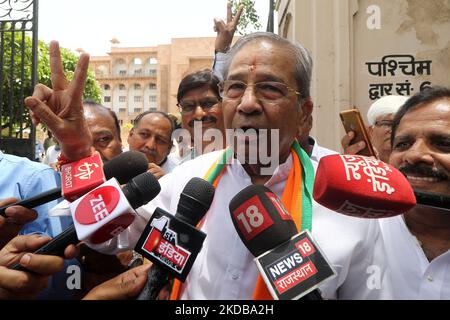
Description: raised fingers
xmin=49 ymin=41 xmax=69 ymax=91
xmin=227 ymin=1 xmax=233 ymax=23
xmin=233 ymin=4 xmax=244 ymax=28
xmin=66 ymin=52 xmax=90 ymax=107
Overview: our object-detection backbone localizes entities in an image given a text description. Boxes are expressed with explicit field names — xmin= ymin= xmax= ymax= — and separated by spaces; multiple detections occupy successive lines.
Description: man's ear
xmin=367 ymin=126 xmax=374 ymax=138
xmin=127 ymin=128 xmax=135 ymax=143
xmin=299 ymin=99 xmax=313 ymax=125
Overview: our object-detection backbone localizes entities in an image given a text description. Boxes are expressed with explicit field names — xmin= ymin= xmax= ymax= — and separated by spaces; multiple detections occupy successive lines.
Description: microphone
xmin=60 ymin=152 xmax=107 ymax=201
xmin=313 ymin=154 xmax=416 ymax=218
xmin=414 ymin=190 xmax=450 ymax=211
xmin=135 ymin=177 xmax=215 ymax=300
xmin=11 ymin=171 xmax=161 ymax=271
xmin=0 ymin=151 xmax=148 ymax=217
xmin=229 ymin=185 xmax=336 ymax=300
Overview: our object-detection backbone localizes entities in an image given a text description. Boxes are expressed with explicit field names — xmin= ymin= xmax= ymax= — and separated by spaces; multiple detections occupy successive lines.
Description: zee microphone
xmin=313 ymin=154 xmax=417 ymax=218
xmin=0 ymin=151 xmax=149 ymax=217
xmin=135 ymin=177 xmax=215 ymax=300
xmin=11 ymin=171 xmax=160 ymax=271
xmin=229 ymin=185 xmax=335 ymax=300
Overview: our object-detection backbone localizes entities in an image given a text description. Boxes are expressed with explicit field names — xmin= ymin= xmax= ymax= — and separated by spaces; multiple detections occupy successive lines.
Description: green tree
xmin=232 ymin=0 xmax=263 ymax=35
xmin=1 ymin=31 xmax=101 ymax=137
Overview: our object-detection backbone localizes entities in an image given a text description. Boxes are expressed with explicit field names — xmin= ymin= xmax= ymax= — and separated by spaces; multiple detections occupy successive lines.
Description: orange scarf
xmin=170 ymin=142 xmax=313 ymax=300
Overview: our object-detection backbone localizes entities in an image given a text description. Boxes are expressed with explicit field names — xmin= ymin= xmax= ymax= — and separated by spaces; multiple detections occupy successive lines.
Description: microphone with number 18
xmin=229 ymin=185 xmax=336 ymax=300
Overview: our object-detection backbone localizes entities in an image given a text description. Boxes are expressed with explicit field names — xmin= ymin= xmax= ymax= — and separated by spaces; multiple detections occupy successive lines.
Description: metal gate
xmin=0 ymin=0 xmax=38 ymax=160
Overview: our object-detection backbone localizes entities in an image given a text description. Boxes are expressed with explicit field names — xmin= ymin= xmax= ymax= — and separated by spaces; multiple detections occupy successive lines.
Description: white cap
xmin=367 ymin=95 xmax=409 ymax=126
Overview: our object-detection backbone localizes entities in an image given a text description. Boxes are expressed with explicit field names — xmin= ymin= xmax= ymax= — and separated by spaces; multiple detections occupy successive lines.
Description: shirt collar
xmin=229 ymin=153 xmax=294 ymax=188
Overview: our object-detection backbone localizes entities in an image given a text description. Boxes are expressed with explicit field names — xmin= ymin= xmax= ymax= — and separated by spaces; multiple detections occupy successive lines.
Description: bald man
xmin=127 ymin=111 xmax=178 ymax=179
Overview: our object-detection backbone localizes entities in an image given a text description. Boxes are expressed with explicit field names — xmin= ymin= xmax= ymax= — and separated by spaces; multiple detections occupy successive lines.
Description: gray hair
xmin=222 ymin=32 xmax=313 ymax=101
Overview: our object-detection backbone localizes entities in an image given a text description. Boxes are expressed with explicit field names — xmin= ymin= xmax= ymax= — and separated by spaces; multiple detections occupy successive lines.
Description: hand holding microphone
xmin=0 ymin=150 xmax=149 ymax=217
xmin=0 ymin=199 xmax=38 ymax=249
xmin=10 ymin=171 xmax=161 ymax=272
xmin=0 ymin=234 xmax=77 ymax=299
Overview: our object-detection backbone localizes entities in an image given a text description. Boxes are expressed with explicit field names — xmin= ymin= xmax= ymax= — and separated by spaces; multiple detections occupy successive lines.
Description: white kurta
xmin=92 ymin=150 xmax=389 ymax=300
xmin=378 ymin=215 xmax=450 ymax=299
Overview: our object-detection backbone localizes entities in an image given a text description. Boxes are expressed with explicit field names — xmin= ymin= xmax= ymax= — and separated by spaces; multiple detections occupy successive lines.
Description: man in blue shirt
xmin=0 ymin=151 xmax=72 ymax=240
xmin=0 ymin=151 xmax=75 ymax=299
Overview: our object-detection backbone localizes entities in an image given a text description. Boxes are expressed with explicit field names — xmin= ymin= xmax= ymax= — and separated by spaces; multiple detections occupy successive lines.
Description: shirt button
xmin=427 ymin=275 xmax=434 ymax=282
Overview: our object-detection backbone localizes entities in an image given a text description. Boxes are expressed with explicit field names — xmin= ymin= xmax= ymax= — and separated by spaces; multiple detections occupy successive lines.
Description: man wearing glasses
xmin=174 ymin=70 xmax=226 ymax=163
xmin=342 ymin=95 xmax=408 ymax=162
xmin=27 ymin=34 xmax=387 ymax=299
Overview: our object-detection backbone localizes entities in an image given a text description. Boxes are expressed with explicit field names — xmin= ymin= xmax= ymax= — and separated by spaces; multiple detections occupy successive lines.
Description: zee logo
xmin=232 ymin=195 xmax=274 ymax=241
xmin=75 ymin=186 xmax=120 ymax=225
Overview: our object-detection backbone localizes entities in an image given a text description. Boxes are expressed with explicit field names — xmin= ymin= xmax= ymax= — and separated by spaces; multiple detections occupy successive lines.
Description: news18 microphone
xmin=313 ymin=154 xmax=417 ymax=218
xmin=229 ymin=185 xmax=336 ymax=300
xmin=135 ymin=177 xmax=215 ymax=300
xmin=11 ymin=171 xmax=161 ymax=271
xmin=0 ymin=151 xmax=149 ymax=217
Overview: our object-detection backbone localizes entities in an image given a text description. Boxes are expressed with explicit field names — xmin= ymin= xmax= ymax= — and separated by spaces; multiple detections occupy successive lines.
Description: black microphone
xmin=135 ymin=177 xmax=215 ymax=300
xmin=11 ymin=171 xmax=161 ymax=271
xmin=229 ymin=185 xmax=333 ymax=300
xmin=414 ymin=190 xmax=450 ymax=211
xmin=0 ymin=151 xmax=149 ymax=217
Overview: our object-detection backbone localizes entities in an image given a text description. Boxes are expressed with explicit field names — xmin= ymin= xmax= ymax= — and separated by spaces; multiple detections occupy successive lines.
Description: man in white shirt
xmin=26 ymin=35 xmax=388 ymax=300
xmin=213 ymin=4 xmax=337 ymax=165
xmin=172 ymin=70 xmax=226 ymax=164
xmin=128 ymin=111 xmax=178 ymax=178
xmin=378 ymin=86 xmax=450 ymax=299
xmin=93 ymin=33 xmax=387 ymax=300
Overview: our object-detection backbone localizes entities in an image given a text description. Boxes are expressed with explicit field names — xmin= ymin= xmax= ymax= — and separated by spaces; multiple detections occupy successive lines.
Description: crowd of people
xmin=0 ymin=3 xmax=448 ymax=300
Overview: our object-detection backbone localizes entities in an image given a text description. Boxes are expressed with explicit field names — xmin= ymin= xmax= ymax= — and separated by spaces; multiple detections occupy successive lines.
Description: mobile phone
xmin=339 ymin=108 xmax=376 ymax=157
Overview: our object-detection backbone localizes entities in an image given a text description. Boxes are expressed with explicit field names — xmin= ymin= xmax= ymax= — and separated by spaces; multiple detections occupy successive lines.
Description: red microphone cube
xmin=313 ymin=155 xmax=416 ymax=218
xmin=61 ymin=153 xmax=106 ymax=201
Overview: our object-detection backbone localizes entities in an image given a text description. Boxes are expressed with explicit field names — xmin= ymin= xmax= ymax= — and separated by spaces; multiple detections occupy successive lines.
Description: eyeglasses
xmin=218 ymin=80 xmax=301 ymax=103
xmin=374 ymin=120 xmax=394 ymax=130
xmin=177 ymin=98 xmax=220 ymax=114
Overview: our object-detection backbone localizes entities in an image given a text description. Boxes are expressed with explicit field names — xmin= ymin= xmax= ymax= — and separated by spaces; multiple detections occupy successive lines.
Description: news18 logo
xmin=231 ymin=195 xmax=274 ymax=242
xmin=256 ymin=231 xmax=336 ymax=300
xmin=267 ymin=244 xmax=318 ymax=295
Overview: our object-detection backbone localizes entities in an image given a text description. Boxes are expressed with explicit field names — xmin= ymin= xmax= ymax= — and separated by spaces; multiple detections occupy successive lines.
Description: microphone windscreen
xmin=313 ymin=154 xmax=416 ymax=218
xmin=176 ymin=177 xmax=215 ymax=226
xmin=103 ymin=151 xmax=149 ymax=184
xmin=122 ymin=172 xmax=161 ymax=209
xmin=229 ymin=185 xmax=297 ymax=257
